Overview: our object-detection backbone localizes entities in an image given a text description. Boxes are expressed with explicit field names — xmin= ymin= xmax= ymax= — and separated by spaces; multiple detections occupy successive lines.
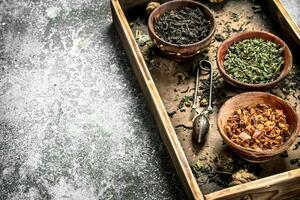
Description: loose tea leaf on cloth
xmin=154 ymin=7 xmax=211 ymax=45
xmin=224 ymin=38 xmax=284 ymax=84
xmin=191 ymin=155 xmax=261 ymax=187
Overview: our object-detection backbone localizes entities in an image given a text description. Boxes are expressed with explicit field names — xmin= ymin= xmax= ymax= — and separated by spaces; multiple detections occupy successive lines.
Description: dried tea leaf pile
xmin=224 ymin=104 xmax=291 ymax=150
xmin=224 ymin=38 xmax=284 ymax=84
xmin=229 ymin=169 xmax=258 ymax=186
xmin=154 ymin=7 xmax=211 ymax=45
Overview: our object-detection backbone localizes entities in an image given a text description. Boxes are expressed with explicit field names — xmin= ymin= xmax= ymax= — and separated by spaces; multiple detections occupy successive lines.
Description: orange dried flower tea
xmin=224 ymin=104 xmax=291 ymax=150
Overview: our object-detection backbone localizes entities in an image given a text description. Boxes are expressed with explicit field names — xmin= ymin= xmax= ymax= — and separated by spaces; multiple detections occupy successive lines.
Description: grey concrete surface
xmin=0 ymin=0 xmax=299 ymax=200
xmin=0 ymin=0 xmax=184 ymax=199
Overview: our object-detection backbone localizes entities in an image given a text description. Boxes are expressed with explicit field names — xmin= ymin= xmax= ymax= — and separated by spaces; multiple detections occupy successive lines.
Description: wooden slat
xmin=110 ymin=1 xmax=204 ymax=199
xmin=205 ymin=168 xmax=300 ymax=200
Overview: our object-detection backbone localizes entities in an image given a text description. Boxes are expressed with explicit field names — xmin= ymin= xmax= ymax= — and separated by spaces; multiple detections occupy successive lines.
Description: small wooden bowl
xmin=217 ymin=31 xmax=293 ymax=90
xmin=217 ymin=92 xmax=299 ymax=163
xmin=148 ymin=0 xmax=216 ymax=61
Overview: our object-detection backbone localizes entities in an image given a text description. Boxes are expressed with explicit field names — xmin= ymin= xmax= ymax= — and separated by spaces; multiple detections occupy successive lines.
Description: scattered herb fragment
xmin=271 ymin=67 xmax=300 ymax=99
xmin=174 ymin=94 xmax=179 ymax=101
xmin=229 ymin=169 xmax=257 ymax=186
xmin=293 ymin=141 xmax=300 ymax=150
xmin=252 ymin=5 xmax=262 ymax=13
xmin=175 ymin=72 xmax=189 ymax=85
xmin=290 ymin=158 xmax=300 ymax=166
xmin=215 ymin=33 xmax=225 ymax=42
xmin=135 ymin=29 xmax=151 ymax=46
xmin=167 ymin=111 xmax=176 ymax=118
xmin=183 ymin=95 xmax=191 ymax=107
xmin=230 ymin=12 xmax=240 ymax=22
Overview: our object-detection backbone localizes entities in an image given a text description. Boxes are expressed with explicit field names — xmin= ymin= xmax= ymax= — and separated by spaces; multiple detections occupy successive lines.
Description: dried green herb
xmin=271 ymin=67 xmax=300 ymax=99
xmin=215 ymin=33 xmax=225 ymax=42
xmin=252 ymin=5 xmax=262 ymax=13
xmin=224 ymin=38 xmax=284 ymax=84
xmin=230 ymin=12 xmax=240 ymax=22
xmin=154 ymin=7 xmax=211 ymax=45
xmin=192 ymin=158 xmax=212 ymax=175
xmin=167 ymin=111 xmax=176 ymax=117
xmin=177 ymin=95 xmax=193 ymax=110
xmin=183 ymin=95 xmax=191 ymax=107
xmin=135 ymin=29 xmax=151 ymax=46
xmin=293 ymin=141 xmax=300 ymax=150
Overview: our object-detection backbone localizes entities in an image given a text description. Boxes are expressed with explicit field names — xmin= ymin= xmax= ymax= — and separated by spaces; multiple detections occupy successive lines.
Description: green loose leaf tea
xmin=224 ymin=38 xmax=284 ymax=84
xmin=154 ymin=7 xmax=211 ymax=45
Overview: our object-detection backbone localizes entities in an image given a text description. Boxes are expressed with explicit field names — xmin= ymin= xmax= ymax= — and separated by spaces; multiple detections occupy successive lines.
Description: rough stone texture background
xmin=0 ymin=0 xmax=298 ymax=199
xmin=0 ymin=0 xmax=184 ymax=199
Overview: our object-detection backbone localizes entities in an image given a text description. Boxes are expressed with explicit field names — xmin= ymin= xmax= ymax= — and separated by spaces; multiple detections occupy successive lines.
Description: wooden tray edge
xmin=110 ymin=0 xmax=300 ymax=199
xmin=205 ymin=168 xmax=300 ymax=200
xmin=111 ymin=0 xmax=204 ymax=199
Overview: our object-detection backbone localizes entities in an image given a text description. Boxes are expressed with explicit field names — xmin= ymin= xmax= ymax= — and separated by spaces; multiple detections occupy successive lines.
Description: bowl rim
xmin=217 ymin=92 xmax=300 ymax=156
xmin=216 ymin=31 xmax=293 ymax=89
xmin=148 ymin=0 xmax=216 ymax=47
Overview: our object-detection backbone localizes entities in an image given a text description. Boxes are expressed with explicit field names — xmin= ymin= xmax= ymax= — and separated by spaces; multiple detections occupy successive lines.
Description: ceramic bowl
xmin=216 ymin=31 xmax=292 ymax=90
xmin=148 ymin=0 xmax=216 ymax=61
xmin=217 ymin=92 xmax=299 ymax=162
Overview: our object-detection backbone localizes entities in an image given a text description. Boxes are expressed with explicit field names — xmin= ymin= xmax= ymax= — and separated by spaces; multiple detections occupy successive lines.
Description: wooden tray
xmin=111 ymin=0 xmax=300 ymax=199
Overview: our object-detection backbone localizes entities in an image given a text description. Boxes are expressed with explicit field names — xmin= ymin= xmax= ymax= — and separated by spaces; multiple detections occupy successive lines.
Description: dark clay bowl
xmin=217 ymin=31 xmax=293 ymax=90
xmin=148 ymin=0 xmax=216 ymax=61
xmin=217 ymin=92 xmax=299 ymax=163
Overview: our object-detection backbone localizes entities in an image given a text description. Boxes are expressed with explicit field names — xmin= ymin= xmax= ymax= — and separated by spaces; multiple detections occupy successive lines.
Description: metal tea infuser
xmin=192 ymin=60 xmax=213 ymax=143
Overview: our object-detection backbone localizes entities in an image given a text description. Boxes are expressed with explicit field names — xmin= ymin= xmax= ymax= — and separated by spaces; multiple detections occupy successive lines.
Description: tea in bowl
xmin=148 ymin=0 xmax=216 ymax=61
xmin=216 ymin=31 xmax=292 ymax=90
xmin=217 ymin=92 xmax=299 ymax=163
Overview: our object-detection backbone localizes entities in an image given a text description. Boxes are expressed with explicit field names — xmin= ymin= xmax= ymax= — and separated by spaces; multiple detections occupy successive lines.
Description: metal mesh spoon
xmin=193 ymin=60 xmax=213 ymax=143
